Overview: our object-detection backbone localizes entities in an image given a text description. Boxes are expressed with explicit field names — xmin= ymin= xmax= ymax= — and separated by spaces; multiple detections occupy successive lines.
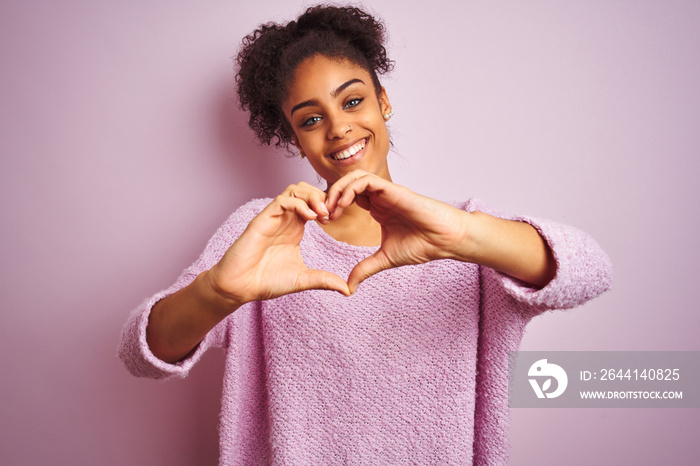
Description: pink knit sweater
xmin=119 ymin=198 xmax=612 ymax=465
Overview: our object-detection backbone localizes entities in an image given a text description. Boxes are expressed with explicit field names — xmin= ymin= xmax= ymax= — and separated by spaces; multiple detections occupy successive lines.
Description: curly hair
xmin=235 ymin=5 xmax=394 ymax=150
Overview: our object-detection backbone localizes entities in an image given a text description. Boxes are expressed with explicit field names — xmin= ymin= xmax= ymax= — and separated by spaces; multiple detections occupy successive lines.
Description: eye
xmin=344 ymin=98 xmax=363 ymax=109
xmin=301 ymin=116 xmax=321 ymax=127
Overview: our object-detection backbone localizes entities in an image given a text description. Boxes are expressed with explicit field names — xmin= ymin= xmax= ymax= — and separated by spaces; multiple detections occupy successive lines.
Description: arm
xmin=146 ymin=270 xmax=243 ymax=364
xmin=324 ymin=170 xmax=562 ymax=292
xmin=453 ymin=211 xmax=557 ymax=288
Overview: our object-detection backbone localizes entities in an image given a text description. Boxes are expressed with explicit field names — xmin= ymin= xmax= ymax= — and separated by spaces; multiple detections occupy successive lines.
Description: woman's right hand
xmin=147 ymin=182 xmax=350 ymax=363
xmin=205 ymin=182 xmax=351 ymax=308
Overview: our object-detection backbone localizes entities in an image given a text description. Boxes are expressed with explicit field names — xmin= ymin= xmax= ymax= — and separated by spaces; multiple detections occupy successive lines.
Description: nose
xmin=326 ymin=111 xmax=351 ymax=140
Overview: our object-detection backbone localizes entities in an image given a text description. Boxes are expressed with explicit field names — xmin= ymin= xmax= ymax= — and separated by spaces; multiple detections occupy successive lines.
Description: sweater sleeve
xmin=464 ymin=198 xmax=613 ymax=315
xmin=467 ymin=198 xmax=612 ymax=464
xmin=118 ymin=198 xmax=271 ymax=379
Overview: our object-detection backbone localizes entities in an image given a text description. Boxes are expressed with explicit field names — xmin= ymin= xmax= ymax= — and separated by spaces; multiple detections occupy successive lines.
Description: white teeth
xmin=331 ymin=139 xmax=365 ymax=160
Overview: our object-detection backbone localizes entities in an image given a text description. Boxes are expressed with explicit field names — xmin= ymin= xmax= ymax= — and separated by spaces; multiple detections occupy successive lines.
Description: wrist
xmin=448 ymin=210 xmax=482 ymax=263
xmin=196 ymin=270 xmax=244 ymax=317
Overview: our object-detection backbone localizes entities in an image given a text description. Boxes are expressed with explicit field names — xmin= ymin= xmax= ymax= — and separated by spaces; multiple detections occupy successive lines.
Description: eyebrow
xmin=290 ymin=78 xmax=365 ymax=116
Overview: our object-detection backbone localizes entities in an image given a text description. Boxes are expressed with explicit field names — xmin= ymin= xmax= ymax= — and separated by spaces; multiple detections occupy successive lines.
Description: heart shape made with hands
xmin=297 ymin=197 xmax=455 ymax=296
xmin=296 ymin=172 xmax=470 ymax=293
xmin=216 ymin=171 xmax=470 ymax=303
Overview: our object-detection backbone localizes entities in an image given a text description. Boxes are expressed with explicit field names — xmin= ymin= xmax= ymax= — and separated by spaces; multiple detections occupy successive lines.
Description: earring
xmin=384 ymin=109 xmax=394 ymax=120
xmin=299 ymin=151 xmax=305 ymax=159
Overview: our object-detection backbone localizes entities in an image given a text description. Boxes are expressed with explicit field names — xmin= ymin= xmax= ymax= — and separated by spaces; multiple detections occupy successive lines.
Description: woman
xmin=120 ymin=5 xmax=612 ymax=464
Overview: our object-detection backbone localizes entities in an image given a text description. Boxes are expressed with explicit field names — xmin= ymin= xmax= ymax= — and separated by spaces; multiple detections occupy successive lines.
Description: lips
xmin=329 ymin=138 xmax=367 ymax=161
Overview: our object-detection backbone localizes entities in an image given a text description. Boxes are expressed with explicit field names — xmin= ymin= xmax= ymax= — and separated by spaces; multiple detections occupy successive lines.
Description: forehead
xmin=283 ymin=55 xmax=373 ymax=107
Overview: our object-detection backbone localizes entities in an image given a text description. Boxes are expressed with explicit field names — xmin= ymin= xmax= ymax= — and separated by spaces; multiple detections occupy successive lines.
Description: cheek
xmin=374 ymin=117 xmax=390 ymax=142
xmin=293 ymin=132 xmax=316 ymax=152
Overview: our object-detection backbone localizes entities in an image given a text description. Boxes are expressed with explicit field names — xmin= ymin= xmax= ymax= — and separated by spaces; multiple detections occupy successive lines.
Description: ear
xmin=378 ymin=87 xmax=392 ymax=116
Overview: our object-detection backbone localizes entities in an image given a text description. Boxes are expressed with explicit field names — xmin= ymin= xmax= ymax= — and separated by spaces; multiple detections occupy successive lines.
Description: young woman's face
xmin=282 ymin=55 xmax=392 ymax=186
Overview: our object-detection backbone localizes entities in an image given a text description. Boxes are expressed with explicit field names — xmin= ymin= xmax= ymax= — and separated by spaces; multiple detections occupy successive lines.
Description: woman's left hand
xmin=325 ymin=170 xmax=471 ymax=293
xmin=325 ymin=170 xmax=557 ymax=293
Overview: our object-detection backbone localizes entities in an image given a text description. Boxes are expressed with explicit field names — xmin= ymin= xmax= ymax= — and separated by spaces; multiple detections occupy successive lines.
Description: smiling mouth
xmin=329 ymin=138 xmax=367 ymax=161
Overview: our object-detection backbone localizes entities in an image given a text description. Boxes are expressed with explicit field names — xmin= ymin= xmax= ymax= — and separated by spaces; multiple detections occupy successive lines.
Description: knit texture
xmin=119 ymin=198 xmax=612 ymax=465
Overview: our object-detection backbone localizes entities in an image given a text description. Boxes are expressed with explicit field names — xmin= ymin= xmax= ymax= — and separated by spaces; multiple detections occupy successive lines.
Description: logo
xmin=528 ymin=359 xmax=568 ymax=399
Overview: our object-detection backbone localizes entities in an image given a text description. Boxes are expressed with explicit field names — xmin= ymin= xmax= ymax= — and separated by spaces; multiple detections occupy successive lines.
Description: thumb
xmin=299 ymin=269 xmax=351 ymax=296
xmin=347 ymin=251 xmax=391 ymax=294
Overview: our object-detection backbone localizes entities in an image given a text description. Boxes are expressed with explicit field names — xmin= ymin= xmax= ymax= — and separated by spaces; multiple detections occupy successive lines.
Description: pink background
xmin=1 ymin=0 xmax=698 ymax=464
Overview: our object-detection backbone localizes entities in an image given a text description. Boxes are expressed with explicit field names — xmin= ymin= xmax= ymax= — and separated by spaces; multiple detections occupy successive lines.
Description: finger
xmin=325 ymin=170 xmax=372 ymax=215
xmin=273 ymin=195 xmax=318 ymax=221
xmin=308 ymin=194 xmax=330 ymax=224
xmin=284 ymin=183 xmax=330 ymax=223
xmin=298 ymin=269 xmax=351 ymax=296
xmin=347 ymin=251 xmax=392 ymax=294
xmin=329 ymin=175 xmax=389 ymax=220
xmin=337 ymin=179 xmax=389 ymax=220
xmin=354 ymin=194 xmax=371 ymax=211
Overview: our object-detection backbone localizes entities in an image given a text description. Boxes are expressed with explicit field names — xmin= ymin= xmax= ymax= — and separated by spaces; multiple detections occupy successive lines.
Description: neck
xmin=318 ymin=202 xmax=381 ymax=247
